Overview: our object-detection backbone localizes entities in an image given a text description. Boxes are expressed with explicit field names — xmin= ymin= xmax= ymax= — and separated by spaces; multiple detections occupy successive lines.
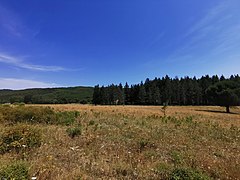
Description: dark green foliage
xmin=88 ymin=120 xmax=95 ymax=126
xmin=206 ymin=80 xmax=240 ymax=113
xmin=124 ymin=82 xmax=130 ymax=105
xmin=138 ymin=82 xmax=147 ymax=104
xmin=92 ymin=85 xmax=101 ymax=105
xmin=0 ymin=125 xmax=41 ymax=154
xmin=0 ymin=86 xmax=93 ymax=104
xmin=24 ymin=94 xmax=32 ymax=104
xmin=170 ymin=168 xmax=210 ymax=180
xmin=0 ymin=161 xmax=29 ymax=180
xmin=93 ymin=84 xmax=125 ymax=105
xmin=93 ymin=75 xmax=240 ymax=105
xmin=66 ymin=126 xmax=82 ymax=138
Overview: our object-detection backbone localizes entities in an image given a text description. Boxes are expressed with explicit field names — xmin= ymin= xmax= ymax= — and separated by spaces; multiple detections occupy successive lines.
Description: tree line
xmin=92 ymin=75 xmax=240 ymax=106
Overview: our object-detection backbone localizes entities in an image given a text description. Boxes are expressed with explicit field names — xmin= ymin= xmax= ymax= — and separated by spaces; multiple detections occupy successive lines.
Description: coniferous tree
xmin=92 ymin=74 xmax=240 ymax=107
xmin=92 ymin=85 xmax=101 ymax=105
xmin=138 ymin=82 xmax=146 ymax=105
xmin=220 ymin=75 xmax=225 ymax=81
xmin=150 ymin=83 xmax=161 ymax=105
xmin=117 ymin=83 xmax=125 ymax=105
xmin=124 ymin=82 xmax=130 ymax=105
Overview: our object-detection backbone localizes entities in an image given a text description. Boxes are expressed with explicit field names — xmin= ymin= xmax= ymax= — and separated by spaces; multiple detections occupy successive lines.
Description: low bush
xmin=0 ymin=161 xmax=29 ymax=180
xmin=66 ymin=126 xmax=82 ymax=138
xmin=0 ymin=106 xmax=80 ymax=125
xmin=12 ymin=102 xmax=25 ymax=106
xmin=170 ymin=168 xmax=210 ymax=180
xmin=0 ymin=106 xmax=57 ymax=124
xmin=88 ymin=120 xmax=95 ymax=126
xmin=0 ymin=125 xmax=41 ymax=154
xmin=56 ymin=111 xmax=80 ymax=126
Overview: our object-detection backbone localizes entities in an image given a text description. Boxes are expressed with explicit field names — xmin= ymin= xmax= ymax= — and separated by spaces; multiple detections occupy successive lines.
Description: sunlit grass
xmin=0 ymin=105 xmax=239 ymax=179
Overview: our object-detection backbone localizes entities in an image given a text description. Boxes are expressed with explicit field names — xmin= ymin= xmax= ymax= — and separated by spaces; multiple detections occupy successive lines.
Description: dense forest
xmin=93 ymin=75 xmax=240 ymax=106
xmin=0 ymin=86 xmax=93 ymax=104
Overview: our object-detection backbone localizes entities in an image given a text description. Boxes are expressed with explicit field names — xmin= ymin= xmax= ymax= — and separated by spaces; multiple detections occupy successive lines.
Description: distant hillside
xmin=0 ymin=86 xmax=93 ymax=104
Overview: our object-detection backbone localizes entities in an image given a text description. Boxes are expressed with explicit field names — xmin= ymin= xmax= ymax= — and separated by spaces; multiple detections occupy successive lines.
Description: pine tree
xmin=124 ymin=82 xmax=130 ymax=105
xmin=138 ymin=82 xmax=146 ymax=105
xmin=93 ymin=85 xmax=101 ymax=105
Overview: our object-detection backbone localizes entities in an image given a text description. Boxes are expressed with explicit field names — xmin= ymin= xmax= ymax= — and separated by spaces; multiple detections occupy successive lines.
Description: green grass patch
xmin=170 ymin=168 xmax=210 ymax=180
xmin=56 ymin=111 xmax=80 ymax=126
xmin=0 ymin=161 xmax=29 ymax=180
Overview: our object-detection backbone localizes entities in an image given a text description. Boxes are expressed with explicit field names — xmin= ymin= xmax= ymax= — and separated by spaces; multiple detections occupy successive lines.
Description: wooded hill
xmin=93 ymin=75 xmax=240 ymax=106
xmin=0 ymin=86 xmax=93 ymax=104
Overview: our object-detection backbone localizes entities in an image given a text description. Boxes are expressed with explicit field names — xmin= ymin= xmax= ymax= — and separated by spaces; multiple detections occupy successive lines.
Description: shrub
xmin=66 ymin=126 xmax=82 ymax=138
xmin=56 ymin=111 xmax=80 ymax=126
xmin=139 ymin=139 xmax=148 ymax=152
xmin=80 ymin=99 xmax=88 ymax=104
xmin=0 ymin=106 xmax=57 ymax=124
xmin=0 ymin=125 xmax=41 ymax=154
xmin=0 ymin=106 xmax=80 ymax=125
xmin=88 ymin=120 xmax=95 ymax=126
xmin=0 ymin=161 xmax=29 ymax=180
xmin=12 ymin=102 xmax=25 ymax=106
xmin=170 ymin=168 xmax=210 ymax=180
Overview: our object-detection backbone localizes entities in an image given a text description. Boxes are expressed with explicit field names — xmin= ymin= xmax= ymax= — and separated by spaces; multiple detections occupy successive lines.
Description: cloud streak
xmin=0 ymin=53 xmax=66 ymax=72
xmin=0 ymin=3 xmax=24 ymax=37
xmin=167 ymin=0 xmax=240 ymax=62
xmin=184 ymin=1 xmax=228 ymax=38
xmin=144 ymin=0 xmax=240 ymax=77
xmin=0 ymin=78 xmax=58 ymax=90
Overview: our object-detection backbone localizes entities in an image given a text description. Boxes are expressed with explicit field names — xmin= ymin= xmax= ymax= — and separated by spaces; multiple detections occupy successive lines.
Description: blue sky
xmin=0 ymin=0 xmax=240 ymax=89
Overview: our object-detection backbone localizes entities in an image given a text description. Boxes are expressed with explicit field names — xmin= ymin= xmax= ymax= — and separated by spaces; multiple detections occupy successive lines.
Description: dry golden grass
xmin=1 ymin=105 xmax=240 ymax=179
xmin=41 ymin=104 xmax=240 ymax=128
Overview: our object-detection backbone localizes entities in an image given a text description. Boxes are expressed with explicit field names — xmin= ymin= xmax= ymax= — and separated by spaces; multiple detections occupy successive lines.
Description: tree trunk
xmin=226 ymin=106 xmax=230 ymax=113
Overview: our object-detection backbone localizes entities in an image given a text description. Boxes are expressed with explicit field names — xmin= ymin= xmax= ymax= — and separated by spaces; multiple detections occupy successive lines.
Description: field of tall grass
xmin=0 ymin=104 xmax=239 ymax=179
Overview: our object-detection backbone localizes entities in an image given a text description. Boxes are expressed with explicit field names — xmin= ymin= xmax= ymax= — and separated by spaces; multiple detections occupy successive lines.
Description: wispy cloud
xmin=184 ymin=1 xmax=228 ymax=38
xmin=144 ymin=0 xmax=240 ymax=77
xmin=0 ymin=53 xmax=66 ymax=72
xmin=167 ymin=0 xmax=240 ymax=62
xmin=0 ymin=78 xmax=58 ymax=90
xmin=0 ymin=2 xmax=41 ymax=39
xmin=0 ymin=3 xmax=24 ymax=37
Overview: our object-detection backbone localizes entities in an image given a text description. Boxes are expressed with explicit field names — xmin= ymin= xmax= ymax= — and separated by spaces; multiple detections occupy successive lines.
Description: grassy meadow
xmin=0 ymin=104 xmax=239 ymax=179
